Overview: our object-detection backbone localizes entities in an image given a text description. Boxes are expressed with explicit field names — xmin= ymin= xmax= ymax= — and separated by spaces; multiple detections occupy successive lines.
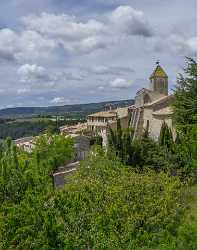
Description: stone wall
xmin=143 ymin=107 xmax=173 ymax=140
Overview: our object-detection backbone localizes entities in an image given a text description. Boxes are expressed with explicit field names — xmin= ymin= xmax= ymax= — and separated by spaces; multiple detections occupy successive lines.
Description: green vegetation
xmin=0 ymin=120 xmax=52 ymax=139
xmin=0 ymin=117 xmax=85 ymax=140
xmin=173 ymin=57 xmax=197 ymax=128
xmin=0 ymin=143 xmax=189 ymax=249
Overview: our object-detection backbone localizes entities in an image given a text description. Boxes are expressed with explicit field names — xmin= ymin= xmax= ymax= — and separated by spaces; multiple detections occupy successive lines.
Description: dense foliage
xmin=0 ymin=120 xmax=50 ymax=139
xmin=108 ymin=119 xmax=196 ymax=178
xmin=0 ymin=146 xmax=190 ymax=249
xmin=0 ymin=118 xmax=85 ymax=140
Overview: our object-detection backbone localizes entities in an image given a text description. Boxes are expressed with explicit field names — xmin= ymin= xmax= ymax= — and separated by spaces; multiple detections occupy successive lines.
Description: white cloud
xmin=17 ymin=64 xmax=56 ymax=85
xmin=18 ymin=30 xmax=56 ymax=60
xmin=23 ymin=13 xmax=106 ymax=40
xmin=22 ymin=12 xmax=110 ymax=54
xmin=185 ymin=37 xmax=197 ymax=54
xmin=0 ymin=28 xmax=56 ymax=62
xmin=0 ymin=29 xmax=19 ymax=61
xmin=18 ymin=64 xmax=48 ymax=82
xmin=152 ymin=34 xmax=197 ymax=56
xmin=50 ymin=97 xmax=66 ymax=105
xmin=110 ymin=78 xmax=132 ymax=89
xmin=109 ymin=6 xmax=153 ymax=37
xmin=98 ymin=86 xmax=105 ymax=91
xmin=20 ymin=6 xmax=153 ymax=55
xmin=87 ymin=65 xmax=134 ymax=75
xmin=17 ymin=88 xmax=31 ymax=94
xmin=0 ymin=5 xmax=154 ymax=63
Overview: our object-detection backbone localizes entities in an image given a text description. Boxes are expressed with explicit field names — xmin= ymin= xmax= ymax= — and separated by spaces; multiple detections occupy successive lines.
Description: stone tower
xmin=149 ymin=61 xmax=168 ymax=96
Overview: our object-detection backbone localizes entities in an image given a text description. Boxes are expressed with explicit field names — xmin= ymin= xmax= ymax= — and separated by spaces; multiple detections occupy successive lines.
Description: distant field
xmin=0 ymin=99 xmax=134 ymax=139
xmin=0 ymin=117 xmax=84 ymax=140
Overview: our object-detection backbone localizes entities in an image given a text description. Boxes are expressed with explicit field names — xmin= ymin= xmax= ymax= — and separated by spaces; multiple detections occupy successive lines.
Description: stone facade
xmin=87 ymin=107 xmax=129 ymax=146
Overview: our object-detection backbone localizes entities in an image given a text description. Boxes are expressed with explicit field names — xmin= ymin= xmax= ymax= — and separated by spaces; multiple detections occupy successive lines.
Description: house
xmin=60 ymin=123 xmax=87 ymax=135
xmin=87 ymin=107 xmax=129 ymax=146
xmin=14 ymin=136 xmax=36 ymax=153
xmin=87 ymin=110 xmax=117 ymax=133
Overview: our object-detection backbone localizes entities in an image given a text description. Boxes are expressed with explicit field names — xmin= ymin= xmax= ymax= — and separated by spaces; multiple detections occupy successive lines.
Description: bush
xmin=1 ymin=149 xmax=187 ymax=249
xmin=54 ymin=151 xmax=187 ymax=249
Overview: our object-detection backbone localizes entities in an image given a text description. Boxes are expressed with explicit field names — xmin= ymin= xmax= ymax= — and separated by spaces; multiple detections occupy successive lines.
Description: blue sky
xmin=0 ymin=0 xmax=197 ymax=108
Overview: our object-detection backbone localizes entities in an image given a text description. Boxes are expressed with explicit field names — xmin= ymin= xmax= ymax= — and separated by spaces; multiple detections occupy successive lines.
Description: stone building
xmin=86 ymin=62 xmax=174 ymax=145
xmin=129 ymin=62 xmax=174 ymax=140
xmin=60 ymin=123 xmax=87 ymax=135
xmin=14 ymin=136 xmax=36 ymax=153
xmin=87 ymin=110 xmax=117 ymax=133
xmin=87 ymin=107 xmax=129 ymax=146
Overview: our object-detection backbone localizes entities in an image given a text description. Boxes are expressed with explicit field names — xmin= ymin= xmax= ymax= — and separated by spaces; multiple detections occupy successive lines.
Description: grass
xmin=187 ymin=185 xmax=197 ymax=221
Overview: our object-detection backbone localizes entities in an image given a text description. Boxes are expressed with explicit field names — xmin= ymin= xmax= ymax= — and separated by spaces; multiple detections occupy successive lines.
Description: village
xmin=14 ymin=62 xmax=175 ymax=187
xmin=1 ymin=0 xmax=197 ymax=247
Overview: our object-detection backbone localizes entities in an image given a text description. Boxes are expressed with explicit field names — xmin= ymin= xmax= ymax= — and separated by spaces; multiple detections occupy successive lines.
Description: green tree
xmin=171 ymin=57 xmax=197 ymax=176
xmin=172 ymin=57 xmax=197 ymax=131
xmin=159 ymin=121 xmax=174 ymax=149
xmin=33 ymin=134 xmax=74 ymax=171
xmin=107 ymin=119 xmax=134 ymax=165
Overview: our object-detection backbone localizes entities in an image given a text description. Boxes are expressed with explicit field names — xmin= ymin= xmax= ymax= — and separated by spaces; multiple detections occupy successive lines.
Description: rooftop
xmin=153 ymin=106 xmax=173 ymax=116
xmin=144 ymin=94 xmax=174 ymax=107
xmin=60 ymin=123 xmax=87 ymax=131
xmin=150 ymin=63 xmax=168 ymax=79
xmin=88 ymin=111 xmax=117 ymax=118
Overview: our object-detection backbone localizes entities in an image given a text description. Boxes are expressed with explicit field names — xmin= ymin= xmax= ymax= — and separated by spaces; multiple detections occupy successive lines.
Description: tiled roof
xmin=144 ymin=95 xmax=174 ymax=107
xmin=150 ymin=65 xmax=168 ymax=78
xmin=88 ymin=111 xmax=117 ymax=118
xmin=60 ymin=123 xmax=87 ymax=131
xmin=153 ymin=106 xmax=173 ymax=116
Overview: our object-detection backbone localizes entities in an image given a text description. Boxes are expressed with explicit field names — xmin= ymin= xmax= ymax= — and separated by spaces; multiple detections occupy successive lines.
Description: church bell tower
xmin=149 ymin=61 xmax=168 ymax=96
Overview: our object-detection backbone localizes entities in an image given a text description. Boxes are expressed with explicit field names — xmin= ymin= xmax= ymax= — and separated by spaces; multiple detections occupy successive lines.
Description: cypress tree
xmin=159 ymin=121 xmax=173 ymax=149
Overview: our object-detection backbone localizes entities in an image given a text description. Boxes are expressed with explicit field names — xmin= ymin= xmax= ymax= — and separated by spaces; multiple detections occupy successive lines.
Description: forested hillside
xmin=0 ymin=99 xmax=134 ymax=140
xmin=0 ymin=99 xmax=134 ymax=118
xmin=0 ymin=118 xmax=85 ymax=140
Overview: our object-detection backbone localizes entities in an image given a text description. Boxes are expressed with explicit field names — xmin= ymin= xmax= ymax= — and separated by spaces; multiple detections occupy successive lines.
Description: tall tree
xmin=173 ymin=57 xmax=197 ymax=131
xmin=159 ymin=121 xmax=173 ymax=149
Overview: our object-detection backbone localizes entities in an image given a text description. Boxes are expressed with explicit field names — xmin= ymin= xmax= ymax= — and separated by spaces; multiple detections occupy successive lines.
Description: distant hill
xmin=0 ymin=99 xmax=134 ymax=118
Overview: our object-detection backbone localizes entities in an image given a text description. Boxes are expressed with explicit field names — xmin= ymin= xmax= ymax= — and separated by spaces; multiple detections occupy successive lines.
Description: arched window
xmin=144 ymin=94 xmax=151 ymax=104
xmin=159 ymin=79 xmax=164 ymax=93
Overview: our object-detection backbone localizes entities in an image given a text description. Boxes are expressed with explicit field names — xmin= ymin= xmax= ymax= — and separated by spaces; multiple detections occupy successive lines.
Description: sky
xmin=0 ymin=0 xmax=197 ymax=108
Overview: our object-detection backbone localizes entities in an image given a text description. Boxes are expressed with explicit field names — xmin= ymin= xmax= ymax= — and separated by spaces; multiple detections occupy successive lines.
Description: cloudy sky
xmin=0 ymin=0 xmax=197 ymax=108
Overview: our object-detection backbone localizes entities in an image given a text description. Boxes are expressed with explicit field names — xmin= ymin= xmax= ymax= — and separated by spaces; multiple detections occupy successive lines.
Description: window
xmin=144 ymin=94 xmax=151 ymax=104
xmin=146 ymin=120 xmax=149 ymax=131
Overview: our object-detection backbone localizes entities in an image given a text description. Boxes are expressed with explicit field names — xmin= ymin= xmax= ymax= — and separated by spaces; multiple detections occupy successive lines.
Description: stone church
xmin=86 ymin=62 xmax=174 ymax=146
xmin=129 ymin=62 xmax=174 ymax=140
